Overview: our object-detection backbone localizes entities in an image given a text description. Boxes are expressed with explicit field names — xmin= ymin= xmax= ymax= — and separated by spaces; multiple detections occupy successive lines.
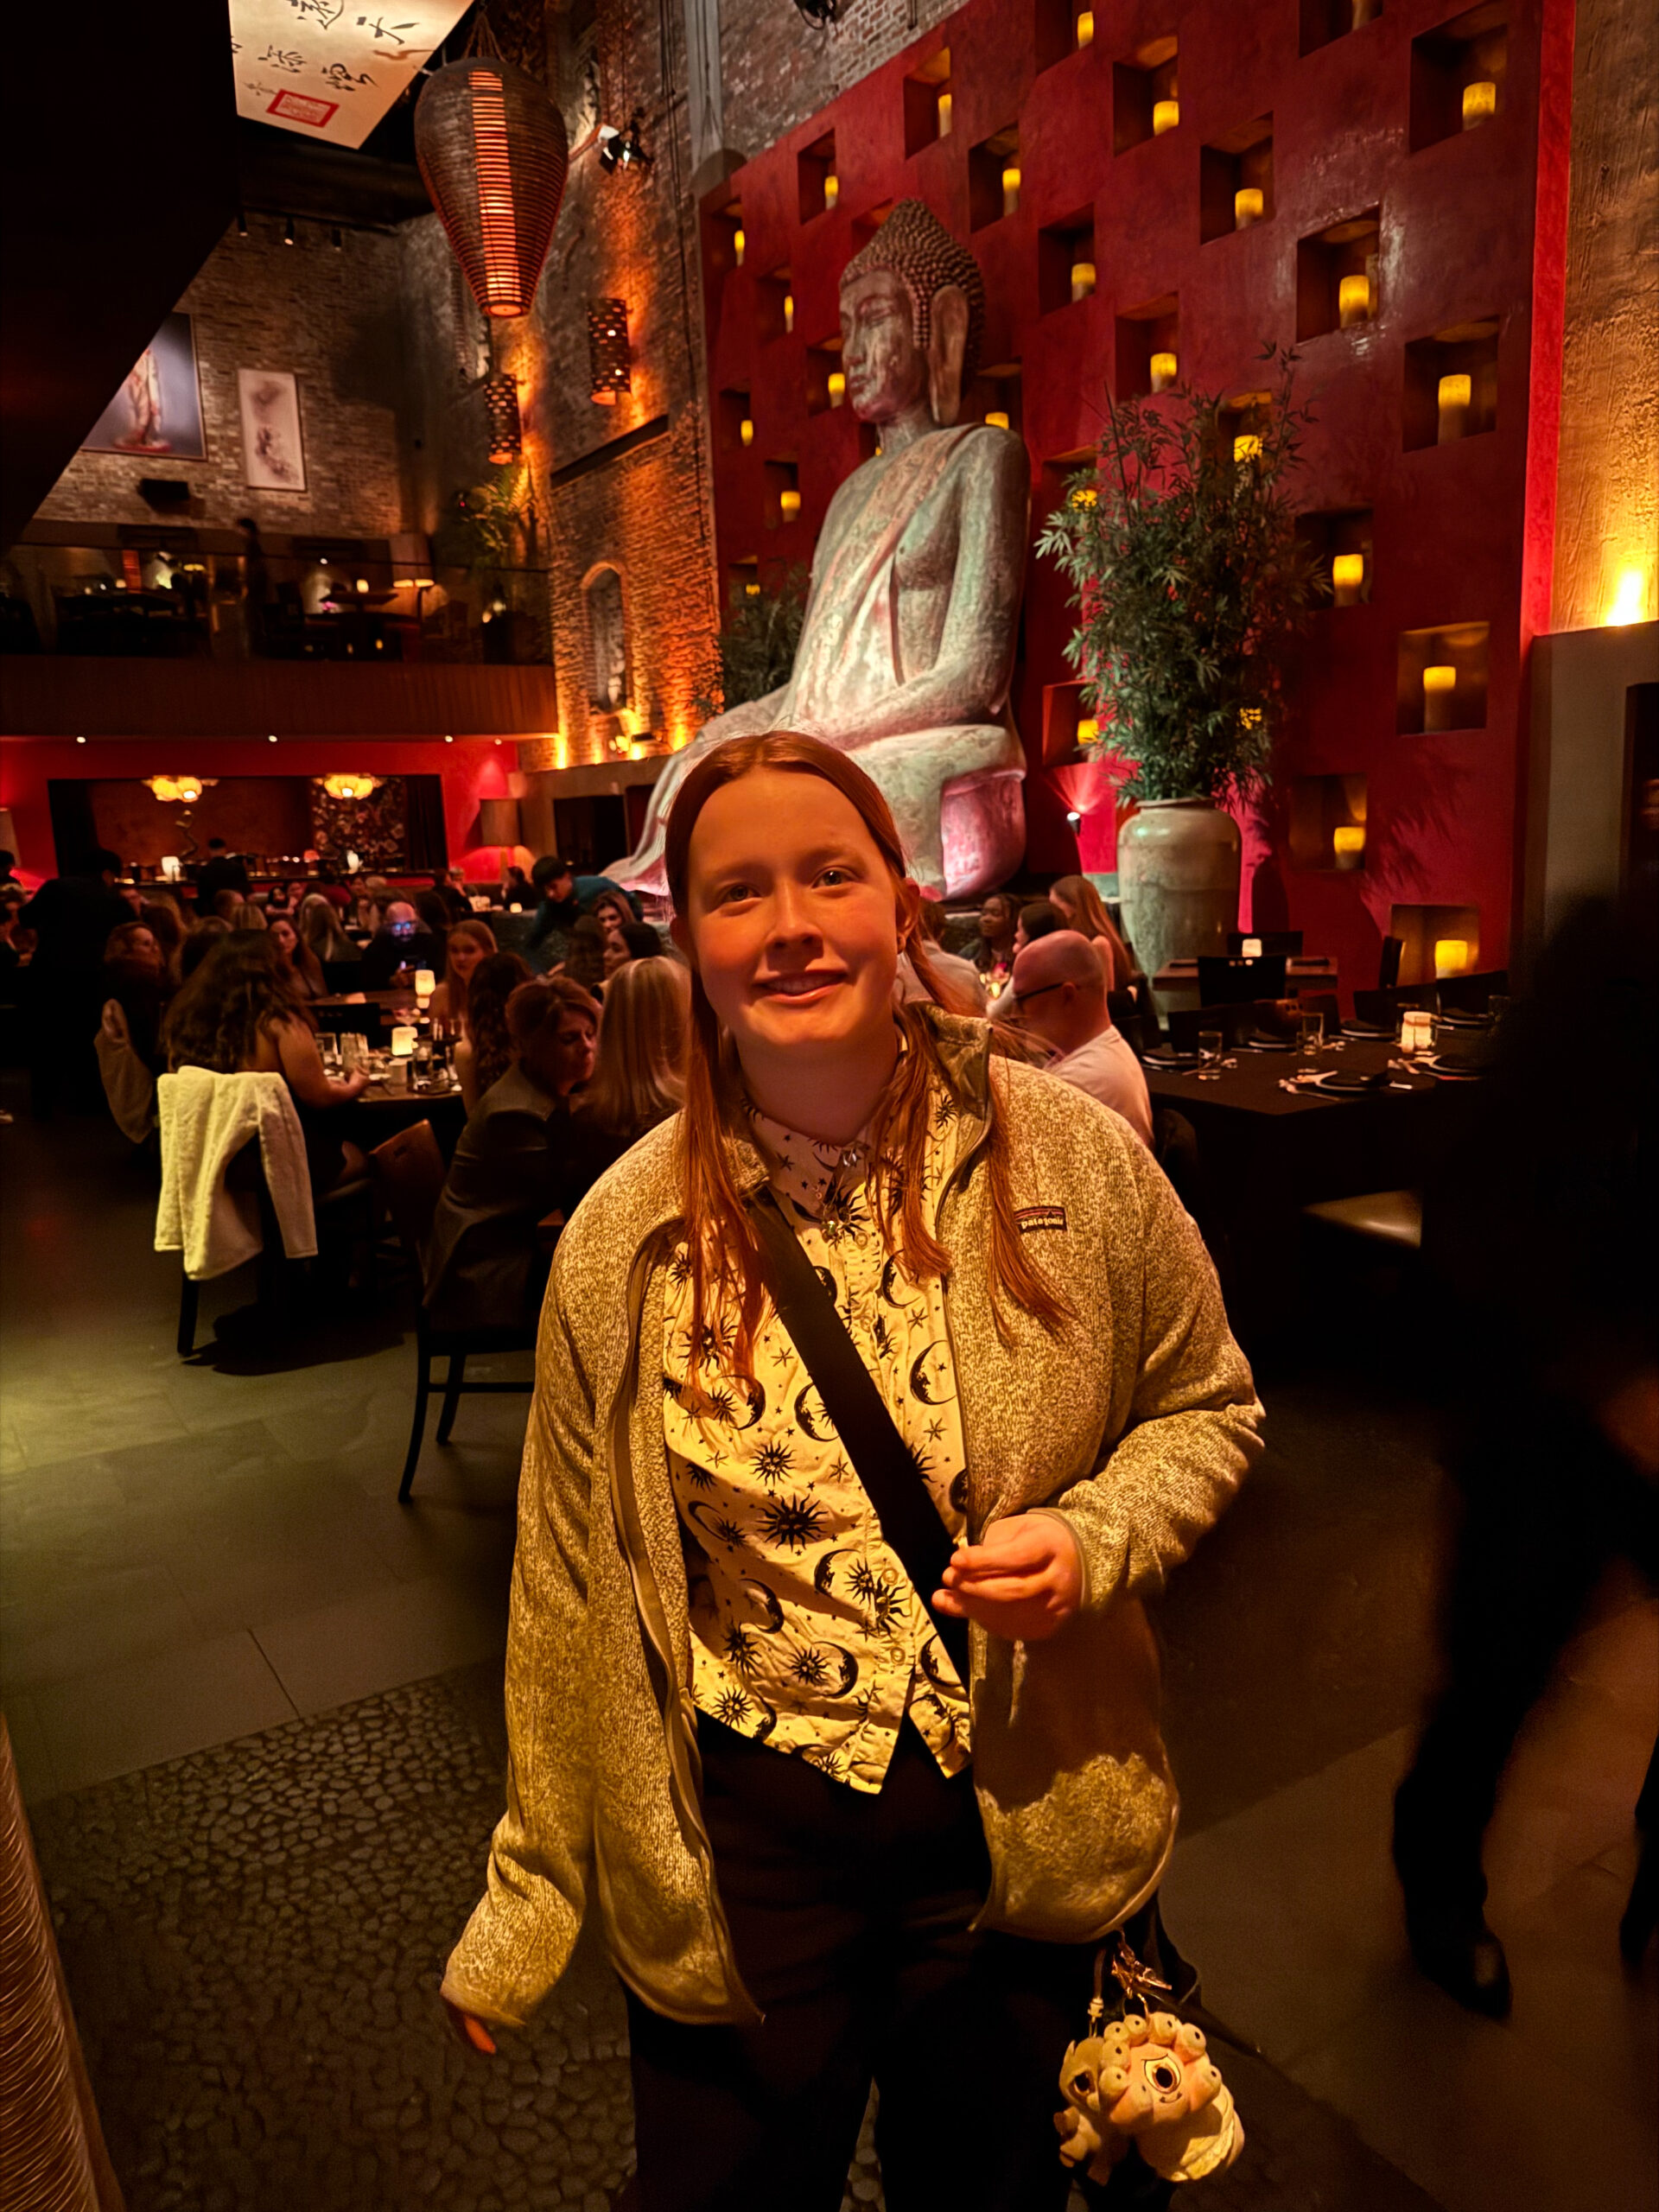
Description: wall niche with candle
xmin=1218 ymin=387 xmax=1274 ymax=465
xmin=1112 ymin=36 xmax=1179 ymax=154
xmin=1300 ymin=0 xmax=1383 ymax=56
xmin=1402 ymin=317 xmax=1498 ymax=448
xmin=1296 ymin=209 xmax=1381 ymax=340
xmin=798 ymin=132 xmax=838 ymax=221
xmin=1396 ymin=620 xmax=1489 ymax=734
xmin=1289 ymin=772 xmax=1369 ymax=872
xmin=969 ymin=124 xmax=1022 ymax=230
xmin=717 ymin=388 xmax=754 ymax=454
xmin=1298 ymin=507 xmax=1374 ymax=604
xmin=1035 ymin=0 xmax=1096 ymax=72
xmin=902 ymin=48 xmax=952 ymax=156
xmin=727 ymin=557 xmax=760 ymax=605
xmin=1388 ymin=902 xmax=1481 ymax=984
xmin=1114 ymin=295 xmax=1179 ymax=398
xmin=805 ymin=338 xmax=846 ymax=416
xmin=1039 ymin=210 xmax=1097 ymax=314
xmin=703 ymin=200 xmax=746 ymax=280
xmin=1409 ymin=3 xmax=1506 ymax=153
xmin=1199 ymin=117 xmax=1274 ymax=244
xmin=757 ymin=268 xmax=794 ymax=345
xmin=764 ymin=459 xmax=801 ymax=530
xmin=969 ymin=360 xmax=1023 ymax=433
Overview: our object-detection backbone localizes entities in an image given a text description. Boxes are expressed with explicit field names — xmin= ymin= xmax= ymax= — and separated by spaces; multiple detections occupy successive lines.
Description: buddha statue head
xmin=840 ymin=199 xmax=986 ymax=431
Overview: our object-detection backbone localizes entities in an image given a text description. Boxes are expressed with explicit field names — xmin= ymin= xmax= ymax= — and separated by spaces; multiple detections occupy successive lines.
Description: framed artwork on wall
xmin=238 ymin=369 xmax=308 ymax=493
xmin=81 ymin=314 xmax=207 ymax=459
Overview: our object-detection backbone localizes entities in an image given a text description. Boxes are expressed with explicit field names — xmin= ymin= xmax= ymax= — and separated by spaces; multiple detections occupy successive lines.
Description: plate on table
xmin=1421 ymin=1053 xmax=1485 ymax=1081
xmin=1143 ymin=1050 xmax=1199 ymax=1071
xmin=1340 ymin=1020 xmax=1394 ymax=1039
xmin=1305 ymin=1067 xmax=1390 ymax=1095
xmin=1434 ymin=1010 xmax=1492 ymax=1030
xmin=1237 ymin=1034 xmax=1296 ymax=1052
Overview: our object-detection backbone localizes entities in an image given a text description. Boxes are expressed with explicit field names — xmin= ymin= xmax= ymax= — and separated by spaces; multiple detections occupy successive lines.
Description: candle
xmin=1401 ymin=1009 xmax=1433 ymax=1055
xmin=1077 ymin=716 xmax=1099 ymax=744
xmin=1422 ymin=664 xmax=1458 ymax=731
xmin=740 ymin=416 xmax=754 ymax=447
xmin=938 ymin=89 xmax=952 ymax=137
xmin=984 ymin=410 xmax=1010 ymax=429
xmin=391 ymin=1025 xmax=416 ymax=1058
xmin=413 ymin=967 xmax=435 ymax=1002
xmin=1076 ymin=9 xmax=1093 ymax=46
xmin=1235 ymin=187 xmax=1264 ymax=230
xmin=1433 ymin=937 xmax=1469 ymax=976
xmin=1462 ymin=79 xmax=1497 ymax=128
xmin=1338 ymin=273 xmax=1371 ymax=327
xmin=1234 ymin=433 xmax=1262 ymax=464
xmin=1153 ymin=99 xmax=1179 ymax=135
xmin=733 ymin=226 xmax=746 ymax=266
xmin=779 ymin=488 xmax=802 ymax=520
xmin=828 ymin=371 xmax=846 ymax=406
xmin=1437 ymin=372 xmax=1471 ymax=442
xmin=1070 ymin=260 xmax=1096 ymax=302
xmin=1332 ymin=552 xmax=1365 ymax=605
xmin=1332 ymin=825 xmax=1365 ymax=861
xmin=823 ymin=172 xmax=839 ymax=211
xmin=1242 ymin=938 xmax=1262 ymax=959
xmin=1149 ymin=350 xmax=1178 ymax=391
xmin=783 ymin=292 xmax=795 ymax=333
xmin=1001 ymin=165 xmax=1021 ymax=218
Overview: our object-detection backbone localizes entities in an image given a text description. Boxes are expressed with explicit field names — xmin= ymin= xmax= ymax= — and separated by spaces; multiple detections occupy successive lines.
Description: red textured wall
xmin=0 ymin=738 xmax=520 ymax=886
xmin=701 ymin=0 xmax=1574 ymax=989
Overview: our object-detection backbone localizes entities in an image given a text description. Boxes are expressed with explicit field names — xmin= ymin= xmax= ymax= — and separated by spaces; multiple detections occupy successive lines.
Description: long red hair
xmin=664 ymin=731 xmax=1073 ymax=1384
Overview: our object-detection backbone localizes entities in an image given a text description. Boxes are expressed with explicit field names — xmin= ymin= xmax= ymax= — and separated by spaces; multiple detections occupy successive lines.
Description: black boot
xmin=1402 ymin=1902 xmax=1512 ymax=2019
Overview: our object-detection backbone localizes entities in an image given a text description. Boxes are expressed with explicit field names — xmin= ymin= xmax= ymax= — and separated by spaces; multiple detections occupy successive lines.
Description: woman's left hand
xmin=934 ymin=1515 xmax=1082 ymax=1642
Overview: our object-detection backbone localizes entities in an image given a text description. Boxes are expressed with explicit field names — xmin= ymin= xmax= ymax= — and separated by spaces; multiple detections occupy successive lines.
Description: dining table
xmin=1141 ymin=1023 xmax=1492 ymax=1344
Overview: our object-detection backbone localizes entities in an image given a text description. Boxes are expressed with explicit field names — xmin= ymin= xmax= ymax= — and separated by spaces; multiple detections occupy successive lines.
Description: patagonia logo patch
xmin=1015 ymin=1205 xmax=1068 ymax=1235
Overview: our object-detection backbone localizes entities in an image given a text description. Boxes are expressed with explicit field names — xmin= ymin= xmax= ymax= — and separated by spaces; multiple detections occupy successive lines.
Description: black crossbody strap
xmin=747 ymin=1190 xmax=969 ymax=1677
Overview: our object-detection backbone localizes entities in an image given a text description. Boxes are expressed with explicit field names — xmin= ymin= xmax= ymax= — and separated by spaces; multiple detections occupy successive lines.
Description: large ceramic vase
xmin=1116 ymin=798 xmax=1242 ymax=984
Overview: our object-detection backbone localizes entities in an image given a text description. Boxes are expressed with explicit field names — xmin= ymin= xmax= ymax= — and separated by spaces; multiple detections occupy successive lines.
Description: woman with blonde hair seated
xmin=227 ymin=899 xmax=267 ymax=932
xmin=568 ymin=955 xmax=689 ymax=1187
xmin=1047 ymin=873 xmax=1135 ymax=991
xmin=297 ymin=892 xmax=359 ymax=983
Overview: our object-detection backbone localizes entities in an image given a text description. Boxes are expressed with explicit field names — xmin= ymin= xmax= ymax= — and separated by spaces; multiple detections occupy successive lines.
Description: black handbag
xmin=746 ymin=1190 xmax=969 ymax=1681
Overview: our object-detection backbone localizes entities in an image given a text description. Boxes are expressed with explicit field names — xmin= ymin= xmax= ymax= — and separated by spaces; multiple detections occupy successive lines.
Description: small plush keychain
xmin=1054 ymin=1934 xmax=1244 ymax=2186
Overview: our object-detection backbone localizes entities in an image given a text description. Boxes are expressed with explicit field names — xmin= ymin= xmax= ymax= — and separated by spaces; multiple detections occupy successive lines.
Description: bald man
xmin=1011 ymin=930 xmax=1154 ymax=1148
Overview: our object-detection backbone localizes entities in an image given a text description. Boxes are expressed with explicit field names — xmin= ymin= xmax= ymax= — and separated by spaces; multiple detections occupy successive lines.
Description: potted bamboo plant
xmin=1037 ymin=347 xmax=1319 ymax=982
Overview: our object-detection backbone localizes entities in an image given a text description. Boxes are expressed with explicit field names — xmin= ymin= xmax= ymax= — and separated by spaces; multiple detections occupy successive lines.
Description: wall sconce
xmin=1233 ymin=434 xmax=1262 ymax=464
xmin=784 ymin=291 xmax=796 ymax=333
xmin=1234 ymin=188 xmax=1263 ymax=230
xmin=1461 ymin=80 xmax=1497 ymax=128
xmin=318 ymin=773 xmax=383 ymax=802
xmin=1076 ymin=10 xmax=1094 ymax=48
xmin=740 ymin=416 xmax=754 ymax=446
xmin=733 ymin=226 xmax=746 ymax=265
xmin=1332 ymin=553 xmax=1365 ymax=606
xmin=1421 ymin=664 xmax=1458 ymax=731
xmin=144 ymin=775 xmax=217 ymax=805
xmin=1150 ymin=351 xmax=1178 ymax=392
xmin=1437 ymin=372 xmax=1471 ymax=443
xmin=1070 ymin=261 xmax=1096 ymax=302
xmin=823 ymin=172 xmax=839 ymax=211
xmin=1332 ymin=824 xmax=1366 ymax=864
xmin=938 ymin=90 xmax=953 ymax=137
xmin=1604 ymin=564 xmax=1650 ymax=626
xmin=1433 ymin=936 xmax=1469 ymax=976
xmin=1001 ymin=165 xmax=1021 ymax=219
xmin=1153 ymin=99 xmax=1179 ymax=135
xmin=588 ymin=298 xmax=632 ymax=404
xmin=779 ymin=488 xmax=803 ymax=521
xmin=1338 ymin=274 xmax=1372 ymax=328
xmin=985 ymin=410 xmax=1010 ymax=429
xmin=483 ymin=371 xmax=523 ymax=463
xmin=827 ymin=371 xmax=847 ymax=406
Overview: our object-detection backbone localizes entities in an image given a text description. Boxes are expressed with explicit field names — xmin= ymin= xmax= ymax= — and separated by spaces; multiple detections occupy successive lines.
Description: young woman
xmin=566 ymin=953 xmax=690 ymax=1187
xmin=974 ymin=886 xmax=1019 ymax=986
xmin=266 ymin=912 xmax=326 ymax=1001
xmin=428 ymin=917 xmax=498 ymax=1033
xmin=101 ymin=921 xmax=171 ymax=1072
xmin=296 ymin=891 xmax=358 ymax=978
xmin=454 ymin=950 xmax=531 ymax=1114
xmin=591 ymin=886 xmax=637 ymax=969
xmin=1048 ymin=873 xmax=1135 ymax=993
xmin=442 ymin=733 xmax=1262 ymax=2212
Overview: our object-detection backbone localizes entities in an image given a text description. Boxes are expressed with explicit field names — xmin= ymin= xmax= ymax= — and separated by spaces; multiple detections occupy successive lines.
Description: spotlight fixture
xmin=791 ymin=0 xmax=842 ymax=22
xmin=597 ymin=111 xmax=653 ymax=174
xmin=283 ymin=214 xmax=296 ymax=245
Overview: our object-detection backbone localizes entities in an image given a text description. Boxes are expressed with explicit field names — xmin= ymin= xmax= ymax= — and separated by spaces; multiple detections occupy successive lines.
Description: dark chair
xmin=175 ymin=1141 xmax=376 ymax=1356
xmin=1377 ymin=936 xmax=1404 ymax=989
xmin=1227 ymin=930 xmax=1303 ymax=957
xmin=1437 ymin=969 xmax=1508 ymax=1014
xmin=1195 ymin=954 xmax=1287 ymax=1007
xmin=1167 ymin=999 xmax=1281 ymax=1052
xmin=1107 ymin=988 xmax=1145 ymax=1057
xmin=368 ymin=1120 xmax=537 ymax=1503
xmin=1298 ymin=991 xmax=1340 ymax=1033
xmin=1352 ymin=983 xmax=1436 ymax=1027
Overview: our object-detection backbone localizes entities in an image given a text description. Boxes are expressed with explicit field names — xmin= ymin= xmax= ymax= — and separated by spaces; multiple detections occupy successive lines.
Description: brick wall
xmin=718 ymin=0 xmax=959 ymax=159
xmin=35 ymin=216 xmax=411 ymax=539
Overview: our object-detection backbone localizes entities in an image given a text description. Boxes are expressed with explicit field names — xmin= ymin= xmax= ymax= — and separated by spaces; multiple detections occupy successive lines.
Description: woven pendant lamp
xmin=415 ymin=42 xmax=568 ymax=321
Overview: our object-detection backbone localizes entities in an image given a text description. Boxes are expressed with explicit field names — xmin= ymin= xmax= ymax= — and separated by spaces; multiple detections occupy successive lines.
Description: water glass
xmin=1297 ymin=1009 xmax=1325 ymax=1057
xmin=1198 ymin=1027 xmax=1225 ymax=1080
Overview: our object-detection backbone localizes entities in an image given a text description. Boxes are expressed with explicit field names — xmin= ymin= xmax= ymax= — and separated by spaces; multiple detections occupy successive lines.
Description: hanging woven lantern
xmin=415 ymin=51 xmax=569 ymax=321
xmin=483 ymin=372 xmax=524 ymax=463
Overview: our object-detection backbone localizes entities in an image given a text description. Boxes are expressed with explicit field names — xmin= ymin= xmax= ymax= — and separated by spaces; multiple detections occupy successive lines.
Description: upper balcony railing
xmin=0 ymin=543 xmax=551 ymax=667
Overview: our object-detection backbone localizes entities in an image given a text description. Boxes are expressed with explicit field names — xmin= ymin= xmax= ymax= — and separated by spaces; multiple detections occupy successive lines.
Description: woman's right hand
xmin=442 ymin=1998 xmax=498 ymax=2055
xmin=335 ymin=1069 xmax=370 ymax=1101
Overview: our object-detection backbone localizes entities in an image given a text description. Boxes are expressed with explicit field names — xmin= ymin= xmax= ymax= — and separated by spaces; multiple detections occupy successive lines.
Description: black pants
xmin=1395 ymin=1398 xmax=1659 ymax=1917
xmin=626 ymin=1718 xmax=1174 ymax=2212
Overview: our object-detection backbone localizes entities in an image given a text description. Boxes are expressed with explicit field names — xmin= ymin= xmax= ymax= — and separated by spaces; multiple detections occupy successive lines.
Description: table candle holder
xmin=1150 ymin=351 xmax=1178 ymax=392
xmin=1234 ymin=188 xmax=1263 ymax=230
xmin=1331 ymin=553 xmax=1364 ymax=607
xmin=413 ymin=967 xmax=436 ymax=1004
xmin=1422 ymin=664 xmax=1458 ymax=731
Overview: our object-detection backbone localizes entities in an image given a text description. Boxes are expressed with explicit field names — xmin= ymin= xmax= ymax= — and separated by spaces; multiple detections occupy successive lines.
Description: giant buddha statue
xmin=613 ymin=200 xmax=1029 ymax=899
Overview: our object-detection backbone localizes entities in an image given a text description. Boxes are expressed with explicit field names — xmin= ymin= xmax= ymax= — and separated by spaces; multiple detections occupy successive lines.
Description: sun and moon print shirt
xmin=662 ymin=1081 xmax=972 ymax=1794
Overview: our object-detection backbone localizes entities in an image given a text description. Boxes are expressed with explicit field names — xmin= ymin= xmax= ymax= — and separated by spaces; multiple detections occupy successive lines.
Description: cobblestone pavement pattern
xmin=34 ymin=1665 xmax=1441 ymax=2211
